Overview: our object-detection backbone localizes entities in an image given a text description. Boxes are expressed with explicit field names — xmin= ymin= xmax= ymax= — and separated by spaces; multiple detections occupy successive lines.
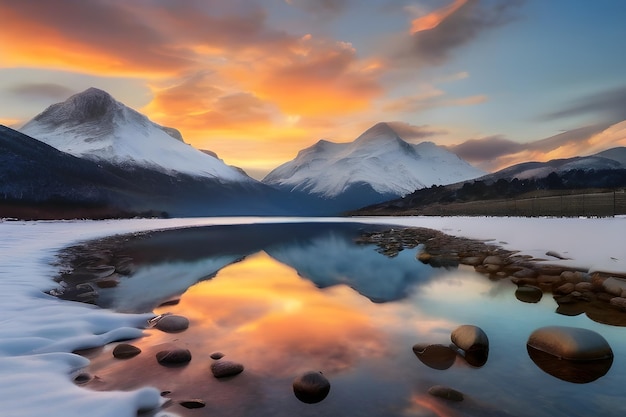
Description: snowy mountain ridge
xmin=263 ymin=122 xmax=485 ymax=198
xmin=20 ymin=88 xmax=250 ymax=183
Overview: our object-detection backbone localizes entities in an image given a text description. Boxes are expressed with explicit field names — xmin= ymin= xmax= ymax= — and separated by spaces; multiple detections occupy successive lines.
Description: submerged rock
xmin=527 ymin=326 xmax=613 ymax=361
xmin=210 ymin=351 xmax=225 ymax=360
xmin=153 ymin=314 xmax=189 ymax=333
xmin=427 ymin=385 xmax=464 ymax=402
xmin=515 ymin=285 xmax=543 ymax=303
xmin=211 ymin=360 xmax=244 ymax=378
xmin=412 ymin=343 xmax=457 ymax=370
xmin=156 ymin=348 xmax=192 ymax=366
xmin=293 ymin=371 xmax=331 ymax=404
xmin=179 ymin=400 xmax=205 ymax=409
xmin=112 ymin=343 xmax=141 ymax=359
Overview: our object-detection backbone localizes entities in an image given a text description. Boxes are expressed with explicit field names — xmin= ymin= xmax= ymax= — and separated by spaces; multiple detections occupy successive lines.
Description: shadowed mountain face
xmin=0 ymin=125 xmax=327 ymax=219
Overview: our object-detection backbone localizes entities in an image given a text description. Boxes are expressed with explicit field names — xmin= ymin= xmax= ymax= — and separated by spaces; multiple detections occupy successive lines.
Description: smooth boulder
xmin=211 ymin=360 xmax=244 ymax=378
xmin=156 ymin=348 xmax=192 ymax=366
xmin=292 ymin=371 xmax=331 ymax=404
xmin=112 ymin=343 xmax=141 ymax=359
xmin=412 ymin=343 xmax=456 ymax=370
xmin=153 ymin=315 xmax=189 ymax=333
xmin=451 ymin=325 xmax=489 ymax=367
xmin=515 ymin=285 xmax=543 ymax=303
xmin=527 ymin=326 xmax=613 ymax=361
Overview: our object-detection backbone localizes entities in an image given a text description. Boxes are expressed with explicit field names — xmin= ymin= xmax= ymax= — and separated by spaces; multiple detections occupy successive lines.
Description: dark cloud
xmin=542 ymin=86 xmax=626 ymax=123
xmin=403 ymin=0 xmax=524 ymax=66
xmin=527 ymin=123 xmax=611 ymax=152
xmin=449 ymin=122 xmax=613 ymax=171
xmin=287 ymin=0 xmax=352 ymax=16
xmin=8 ymin=83 xmax=75 ymax=100
xmin=448 ymin=135 xmax=524 ymax=162
xmin=386 ymin=121 xmax=442 ymax=141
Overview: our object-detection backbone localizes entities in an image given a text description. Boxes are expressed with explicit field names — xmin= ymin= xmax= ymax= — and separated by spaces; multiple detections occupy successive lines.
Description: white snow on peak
xmin=20 ymin=88 xmax=250 ymax=182
xmin=263 ymin=122 xmax=485 ymax=198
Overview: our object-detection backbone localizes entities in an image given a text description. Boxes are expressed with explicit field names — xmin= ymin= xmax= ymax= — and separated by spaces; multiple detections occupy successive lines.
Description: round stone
xmin=293 ymin=371 xmax=331 ymax=404
xmin=210 ymin=352 xmax=225 ymax=360
xmin=451 ymin=325 xmax=489 ymax=352
xmin=427 ymin=385 xmax=464 ymax=402
xmin=412 ymin=343 xmax=457 ymax=370
xmin=527 ymin=326 xmax=613 ymax=361
xmin=112 ymin=343 xmax=141 ymax=359
xmin=154 ymin=315 xmax=189 ymax=333
xmin=515 ymin=285 xmax=543 ymax=303
xmin=483 ymin=255 xmax=504 ymax=266
xmin=156 ymin=348 xmax=192 ymax=366
xmin=451 ymin=324 xmax=489 ymax=367
xmin=210 ymin=360 xmax=244 ymax=378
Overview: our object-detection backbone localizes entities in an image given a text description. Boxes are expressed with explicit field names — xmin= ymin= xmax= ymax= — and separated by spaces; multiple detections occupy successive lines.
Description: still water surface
xmin=82 ymin=223 xmax=626 ymax=417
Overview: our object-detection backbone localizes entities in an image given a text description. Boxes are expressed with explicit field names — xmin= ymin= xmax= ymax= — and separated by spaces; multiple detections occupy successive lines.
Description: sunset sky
xmin=1 ymin=0 xmax=626 ymax=178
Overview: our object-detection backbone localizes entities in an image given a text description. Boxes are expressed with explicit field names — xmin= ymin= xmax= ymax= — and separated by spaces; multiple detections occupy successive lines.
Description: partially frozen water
xmin=1 ymin=216 xmax=626 ymax=417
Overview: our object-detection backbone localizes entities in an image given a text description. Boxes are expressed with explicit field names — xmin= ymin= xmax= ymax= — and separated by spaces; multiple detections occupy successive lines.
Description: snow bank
xmin=358 ymin=216 xmax=626 ymax=275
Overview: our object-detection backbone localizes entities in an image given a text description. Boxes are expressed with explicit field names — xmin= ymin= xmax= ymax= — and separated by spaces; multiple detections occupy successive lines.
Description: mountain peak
xmin=354 ymin=122 xmax=401 ymax=144
xmin=19 ymin=88 xmax=251 ymax=182
xmin=32 ymin=87 xmax=118 ymax=125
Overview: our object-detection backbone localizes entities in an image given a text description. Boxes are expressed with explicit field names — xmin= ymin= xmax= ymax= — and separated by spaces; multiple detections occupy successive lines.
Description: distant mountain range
xmin=2 ymin=87 xmax=624 ymax=219
xmin=263 ymin=122 xmax=485 ymax=211
xmin=354 ymin=147 xmax=626 ymax=215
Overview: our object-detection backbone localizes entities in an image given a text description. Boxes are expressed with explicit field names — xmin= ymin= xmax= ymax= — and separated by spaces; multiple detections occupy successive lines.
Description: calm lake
xmin=71 ymin=222 xmax=626 ymax=417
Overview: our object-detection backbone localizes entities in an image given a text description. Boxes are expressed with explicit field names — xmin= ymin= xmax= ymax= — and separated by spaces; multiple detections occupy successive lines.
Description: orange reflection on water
xmin=405 ymin=394 xmax=458 ymax=417
xmin=155 ymin=251 xmax=388 ymax=376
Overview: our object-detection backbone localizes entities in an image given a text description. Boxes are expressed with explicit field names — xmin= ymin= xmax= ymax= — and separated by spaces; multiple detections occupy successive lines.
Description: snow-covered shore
xmin=1 ymin=216 xmax=624 ymax=417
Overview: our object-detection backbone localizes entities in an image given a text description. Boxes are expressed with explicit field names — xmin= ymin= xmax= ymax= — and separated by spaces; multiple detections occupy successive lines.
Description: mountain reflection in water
xmin=91 ymin=223 xmax=443 ymax=312
xmin=73 ymin=222 xmax=626 ymax=417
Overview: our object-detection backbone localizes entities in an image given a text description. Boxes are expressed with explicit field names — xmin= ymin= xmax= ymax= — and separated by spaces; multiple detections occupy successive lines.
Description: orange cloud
xmin=0 ymin=2 xmax=192 ymax=77
xmin=410 ymin=0 xmax=468 ymax=34
xmin=452 ymin=121 xmax=626 ymax=173
xmin=235 ymin=38 xmax=384 ymax=117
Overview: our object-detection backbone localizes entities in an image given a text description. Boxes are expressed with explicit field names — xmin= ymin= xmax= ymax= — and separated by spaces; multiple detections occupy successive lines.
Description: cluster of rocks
xmin=49 ymin=235 xmax=144 ymax=304
xmin=357 ymin=227 xmax=626 ymax=323
xmin=413 ymin=323 xmax=614 ymax=402
xmin=412 ymin=325 xmax=489 ymax=402
xmin=78 ymin=311 xmax=330 ymax=411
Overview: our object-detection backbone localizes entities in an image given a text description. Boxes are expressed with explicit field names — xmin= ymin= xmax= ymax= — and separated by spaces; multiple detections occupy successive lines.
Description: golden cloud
xmin=410 ymin=0 xmax=468 ymax=33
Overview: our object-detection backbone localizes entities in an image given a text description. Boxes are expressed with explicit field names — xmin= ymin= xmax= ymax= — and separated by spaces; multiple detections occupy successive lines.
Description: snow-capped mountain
xmin=484 ymin=150 xmax=626 ymax=182
xmin=263 ymin=122 xmax=484 ymax=209
xmin=20 ymin=88 xmax=250 ymax=183
xmin=1 ymin=124 xmax=327 ymax=219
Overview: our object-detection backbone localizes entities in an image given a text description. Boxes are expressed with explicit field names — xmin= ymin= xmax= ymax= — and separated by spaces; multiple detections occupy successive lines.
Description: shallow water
xmin=77 ymin=222 xmax=626 ymax=417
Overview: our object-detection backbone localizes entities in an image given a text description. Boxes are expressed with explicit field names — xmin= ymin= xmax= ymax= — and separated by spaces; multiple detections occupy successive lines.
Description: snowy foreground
xmin=0 ymin=216 xmax=624 ymax=417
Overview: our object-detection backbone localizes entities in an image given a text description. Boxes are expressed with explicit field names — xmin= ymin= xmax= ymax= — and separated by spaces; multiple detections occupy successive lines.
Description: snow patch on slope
xmin=263 ymin=122 xmax=484 ymax=198
xmin=20 ymin=88 xmax=250 ymax=182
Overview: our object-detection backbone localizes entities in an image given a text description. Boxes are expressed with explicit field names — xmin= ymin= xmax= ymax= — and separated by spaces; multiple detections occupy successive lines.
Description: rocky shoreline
xmin=356 ymin=227 xmax=626 ymax=326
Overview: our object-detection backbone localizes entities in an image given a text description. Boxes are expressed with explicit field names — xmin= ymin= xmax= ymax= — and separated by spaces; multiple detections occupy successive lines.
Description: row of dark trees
xmin=378 ymin=169 xmax=626 ymax=211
